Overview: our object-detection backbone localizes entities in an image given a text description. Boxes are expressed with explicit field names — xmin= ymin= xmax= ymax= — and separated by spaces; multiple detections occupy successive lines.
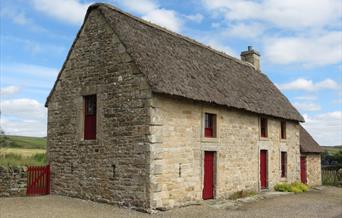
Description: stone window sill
xmin=79 ymin=139 xmax=98 ymax=145
xmin=201 ymin=137 xmax=218 ymax=143
xmin=259 ymin=137 xmax=270 ymax=141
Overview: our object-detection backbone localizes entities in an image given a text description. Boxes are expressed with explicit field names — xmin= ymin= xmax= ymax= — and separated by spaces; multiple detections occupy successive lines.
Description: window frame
xmin=83 ymin=95 xmax=97 ymax=140
xmin=281 ymin=151 xmax=287 ymax=178
xmin=280 ymin=121 xmax=286 ymax=139
xmin=204 ymin=113 xmax=217 ymax=138
xmin=260 ymin=117 xmax=268 ymax=138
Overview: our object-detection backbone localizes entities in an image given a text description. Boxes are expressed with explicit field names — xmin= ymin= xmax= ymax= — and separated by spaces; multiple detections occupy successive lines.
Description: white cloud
xmin=206 ymin=40 xmax=237 ymax=57
xmin=1 ymin=118 xmax=46 ymax=137
xmin=1 ymin=99 xmax=46 ymax=121
xmin=1 ymin=7 xmax=30 ymax=25
xmin=31 ymin=0 xmax=90 ymax=25
xmin=302 ymin=111 xmax=342 ymax=146
xmin=294 ymin=95 xmax=317 ymax=101
xmin=0 ymin=98 xmax=47 ymax=136
xmin=118 ymin=0 xmax=182 ymax=32
xmin=1 ymin=63 xmax=58 ymax=78
xmin=294 ymin=102 xmax=321 ymax=112
xmin=185 ymin=13 xmax=204 ymax=23
xmin=142 ymin=9 xmax=182 ymax=32
xmin=118 ymin=0 xmax=156 ymax=14
xmin=277 ymin=78 xmax=340 ymax=91
xmin=0 ymin=86 xmax=21 ymax=96
xmin=202 ymin=0 xmax=341 ymax=29
xmin=224 ymin=22 xmax=266 ymax=39
xmin=264 ymin=31 xmax=342 ymax=66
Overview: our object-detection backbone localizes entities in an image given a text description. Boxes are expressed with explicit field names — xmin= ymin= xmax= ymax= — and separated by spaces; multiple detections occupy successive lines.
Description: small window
xmin=281 ymin=121 xmax=286 ymax=139
xmin=260 ymin=117 xmax=268 ymax=138
xmin=204 ymin=113 xmax=216 ymax=138
xmin=281 ymin=151 xmax=287 ymax=177
xmin=84 ymin=95 xmax=96 ymax=140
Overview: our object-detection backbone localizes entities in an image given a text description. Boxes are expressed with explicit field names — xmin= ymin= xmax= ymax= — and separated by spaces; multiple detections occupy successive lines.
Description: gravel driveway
xmin=1 ymin=187 xmax=341 ymax=218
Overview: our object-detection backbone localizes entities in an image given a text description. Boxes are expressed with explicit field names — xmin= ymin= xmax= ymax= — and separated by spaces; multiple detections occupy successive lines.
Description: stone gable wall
xmin=149 ymin=94 xmax=300 ymax=209
xmin=47 ymin=9 xmax=151 ymax=210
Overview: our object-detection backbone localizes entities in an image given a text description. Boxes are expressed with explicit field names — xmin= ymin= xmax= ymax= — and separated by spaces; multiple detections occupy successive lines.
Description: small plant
xmin=274 ymin=182 xmax=308 ymax=193
xmin=274 ymin=183 xmax=292 ymax=192
xmin=229 ymin=190 xmax=256 ymax=200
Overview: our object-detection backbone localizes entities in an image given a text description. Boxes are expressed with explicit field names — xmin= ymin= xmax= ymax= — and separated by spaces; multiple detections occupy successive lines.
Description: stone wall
xmin=149 ymin=94 xmax=300 ymax=209
xmin=0 ymin=166 xmax=27 ymax=197
xmin=47 ymin=9 xmax=151 ymax=210
xmin=305 ymin=154 xmax=321 ymax=186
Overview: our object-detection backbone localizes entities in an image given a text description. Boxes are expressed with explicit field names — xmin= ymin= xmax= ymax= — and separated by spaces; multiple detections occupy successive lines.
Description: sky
xmin=0 ymin=0 xmax=341 ymax=146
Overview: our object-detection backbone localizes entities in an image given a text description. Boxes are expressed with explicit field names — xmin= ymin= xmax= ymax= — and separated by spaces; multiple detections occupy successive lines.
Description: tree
xmin=0 ymin=128 xmax=11 ymax=148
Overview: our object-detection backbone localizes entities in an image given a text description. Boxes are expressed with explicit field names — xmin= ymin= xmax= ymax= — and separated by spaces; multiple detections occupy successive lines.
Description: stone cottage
xmin=46 ymin=3 xmax=312 ymax=211
xmin=299 ymin=125 xmax=322 ymax=186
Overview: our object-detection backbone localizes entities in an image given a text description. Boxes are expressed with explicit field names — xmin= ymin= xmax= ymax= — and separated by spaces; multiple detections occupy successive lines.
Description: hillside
xmin=321 ymin=145 xmax=342 ymax=154
xmin=1 ymin=135 xmax=46 ymax=149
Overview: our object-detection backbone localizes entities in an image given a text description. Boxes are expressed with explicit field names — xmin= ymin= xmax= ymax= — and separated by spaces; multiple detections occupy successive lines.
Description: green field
xmin=0 ymin=135 xmax=47 ymax=167
xmin=321 ymin=145 xmax=342 ymax=154
xmin=1 ymin=135 xmax=46 ymax=149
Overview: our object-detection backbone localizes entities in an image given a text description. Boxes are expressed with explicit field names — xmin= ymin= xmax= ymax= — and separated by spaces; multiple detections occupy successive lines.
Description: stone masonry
xmin=149 ymin=94 xmax=300 ymax=209
xmin=305 ymin=154 xmax=322 ymax=186
xmin=0 ymin=166 xmax=27 ymax=197
xmin=47 ymin=10 xmax=152 ymax=210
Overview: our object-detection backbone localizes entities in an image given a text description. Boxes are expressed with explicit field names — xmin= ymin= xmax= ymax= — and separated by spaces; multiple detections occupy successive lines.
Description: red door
xmin=203 ymin=151 xmax=214 ymax=200
xmin=300 ymin=156 xmax=307 ymax=184
xmin=260 ymin=150 xmax=268 ymax=189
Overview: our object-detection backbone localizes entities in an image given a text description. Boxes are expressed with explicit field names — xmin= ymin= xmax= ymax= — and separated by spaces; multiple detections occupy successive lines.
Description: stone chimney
xmin=240 ymin=46 xmax=260 ymax=71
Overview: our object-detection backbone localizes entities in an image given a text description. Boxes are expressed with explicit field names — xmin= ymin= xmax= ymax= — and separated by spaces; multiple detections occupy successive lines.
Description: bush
xmin=274 ymin=183 xmax=292 ymax=192
xmin=274 ymin=182 xmax=308 ymax=193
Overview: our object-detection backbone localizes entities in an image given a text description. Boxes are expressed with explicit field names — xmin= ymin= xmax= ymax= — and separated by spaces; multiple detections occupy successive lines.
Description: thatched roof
xmin=46 ymin=3 xmax=304 ymax=122
xmin=300 ymin=125 xmax=322 ymax=153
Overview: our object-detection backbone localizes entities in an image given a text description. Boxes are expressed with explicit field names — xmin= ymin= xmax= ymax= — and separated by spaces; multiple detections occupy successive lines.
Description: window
xmin=281 ymin=121 xmax=286 ymax=139
xmin=281 ymin=151 xmax=287 ymax=178
xmin=260 ymin=117 xmax=268 ymax=138
xmin=84 ymin=95 xmax=96 ymax=140
xmin=204 ymin=113 xmax=216 ymax=138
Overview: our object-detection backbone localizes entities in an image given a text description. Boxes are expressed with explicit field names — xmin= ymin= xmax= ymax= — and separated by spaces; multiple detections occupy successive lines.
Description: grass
xmin=1 ymin=148 xmax=45 ymax=157
xmin=0 ymin=152 xmax=47 ymax=167
xmin=0 ymin=135 xmax=47 ymax=167
xmin=3 ymin=135 xmax=46 ymax=149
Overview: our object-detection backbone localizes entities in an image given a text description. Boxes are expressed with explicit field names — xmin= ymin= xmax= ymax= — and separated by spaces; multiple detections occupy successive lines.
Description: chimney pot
xmin=240 ymin=46 xmax=261 ymax=71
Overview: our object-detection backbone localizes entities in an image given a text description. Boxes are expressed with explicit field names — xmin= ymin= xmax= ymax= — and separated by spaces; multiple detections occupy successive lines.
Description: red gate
xmin=27 ymin=165 xmax=50 ymax=196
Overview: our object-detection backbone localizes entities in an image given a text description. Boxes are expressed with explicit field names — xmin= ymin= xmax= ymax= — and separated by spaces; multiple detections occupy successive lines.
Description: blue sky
xmin=0 ymin=0 xmax=341 ymax=146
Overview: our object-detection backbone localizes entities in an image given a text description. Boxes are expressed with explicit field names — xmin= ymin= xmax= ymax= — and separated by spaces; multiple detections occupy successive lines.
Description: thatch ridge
xmin=46 ymin=3 xmax=304 ymax=122
xmin=92 ymin=3 xmax=255 ymax=70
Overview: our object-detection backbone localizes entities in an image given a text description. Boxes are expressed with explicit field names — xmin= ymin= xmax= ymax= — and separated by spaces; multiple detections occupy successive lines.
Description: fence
xmin=321 ymin=165 xmax=342 ymax=186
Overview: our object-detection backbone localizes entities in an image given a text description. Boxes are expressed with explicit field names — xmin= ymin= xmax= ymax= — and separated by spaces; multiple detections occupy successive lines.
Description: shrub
xmin=274 ymin=182 xmax=308 ymax=193
xmin=274 ymin=183 xmax=292 ymax=192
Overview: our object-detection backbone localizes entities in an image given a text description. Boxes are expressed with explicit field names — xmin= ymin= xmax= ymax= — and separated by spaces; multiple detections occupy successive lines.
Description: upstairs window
xmin=260 ymin=117 xmax=268 ymax=138
xmin=204 ymin=113 xmax=216 ymax=138
xmin=281 ymin=151 xmax=287 ymax=177
xmin=281 ymin=121 xmax=286 ymax=139
xmin=84 ymin=95 xmax=96 ymax=140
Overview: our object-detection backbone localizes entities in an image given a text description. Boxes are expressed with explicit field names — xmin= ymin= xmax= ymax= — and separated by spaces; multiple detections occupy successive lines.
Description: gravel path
xmin=1 ymin=187 xmax=341 ymax=218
